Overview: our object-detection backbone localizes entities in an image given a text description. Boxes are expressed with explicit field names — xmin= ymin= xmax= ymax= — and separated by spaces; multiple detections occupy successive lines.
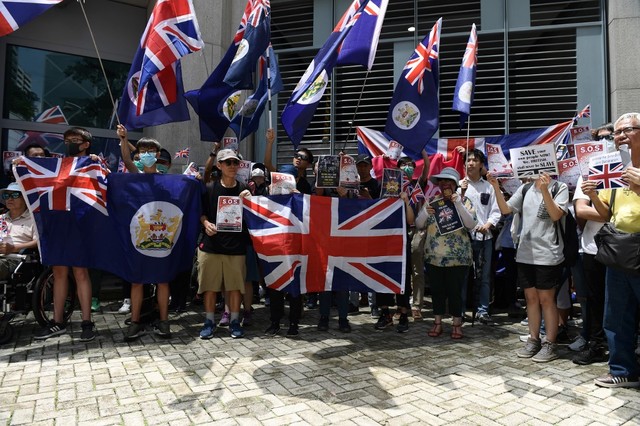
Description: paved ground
xmin=1 ymin=299 xmax=639 ymax=426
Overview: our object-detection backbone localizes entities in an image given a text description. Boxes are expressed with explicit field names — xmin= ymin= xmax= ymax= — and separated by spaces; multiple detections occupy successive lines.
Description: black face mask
xmin=66 ymin=142 xmax=83 ymax=157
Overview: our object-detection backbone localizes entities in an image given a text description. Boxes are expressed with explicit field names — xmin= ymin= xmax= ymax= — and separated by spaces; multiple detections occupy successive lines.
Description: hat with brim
xmin=0 ymin=182 xmax=23 ymax=204
xmin=429 ymin=167 xmax=461 ymax=186
xmin=251 ymin=168 xmax=265 ymax=178
xmin=217 ymin=149 xmax=240 ymax=162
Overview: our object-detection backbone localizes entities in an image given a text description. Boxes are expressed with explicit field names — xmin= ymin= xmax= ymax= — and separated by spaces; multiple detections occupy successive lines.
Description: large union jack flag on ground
xmin=243 ymin=194 xmax=406 ymax=296
xmin=0 ymin=0 xmax=62 ymax=37
xmin=13 ymin=156 xmax=108 ymax=215
xmin=588 ymin=160 xmax=626 ymax=190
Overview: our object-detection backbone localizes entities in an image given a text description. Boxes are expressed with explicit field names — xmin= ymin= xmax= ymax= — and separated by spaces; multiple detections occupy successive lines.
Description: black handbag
xmin=594 ymin=189 xmax=640 ymax=276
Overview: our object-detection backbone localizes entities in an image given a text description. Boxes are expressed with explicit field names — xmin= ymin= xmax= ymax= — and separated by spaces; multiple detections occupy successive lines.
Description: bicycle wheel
xmin=32 ymin=267 xmax=77 ymax=327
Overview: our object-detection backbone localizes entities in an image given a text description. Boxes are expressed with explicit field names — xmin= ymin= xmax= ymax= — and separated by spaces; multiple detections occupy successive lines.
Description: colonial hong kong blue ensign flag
xmin=452 ymin=23 xmax=477 ymax=128
xmin=0 ymin=0 xmax=62 ymax=37
xmin=14 ymin=157 xmax=201 ymax=284
xmin=243 ymin=194 xmax=406 ymax=296
xmin=385 ymin=18 xmax=441 ymax=154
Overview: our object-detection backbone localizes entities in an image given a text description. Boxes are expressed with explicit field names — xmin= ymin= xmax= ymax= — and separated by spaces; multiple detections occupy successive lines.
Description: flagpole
xmin=343 ymin=69 xmax=371 ymax=153
xmin=266 ymin=45 xmax=274 ymax=129
xmin=77 ymin=0 xmax=120 ymax=126
xmin=464 ymin=116 xmax=471 ymax=178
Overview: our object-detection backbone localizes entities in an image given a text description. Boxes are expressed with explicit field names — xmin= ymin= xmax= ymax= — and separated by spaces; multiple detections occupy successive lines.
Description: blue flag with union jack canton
xmin=243 ymin=193 xmax=406 ymax=296
xmin=281 ymin=0 xmax=387 ymax=147
xmin=223 ymin=0 xmax=271 ymax=89
xmin=452 ymin=23 xmax=477 ymax=128
xmin=0 ymin=0 xmax=62 ymax=37
xmin=14 ymin=157 xmax=201 ymax=283
xmin=385 ymin=18 xmax=441 ymax=154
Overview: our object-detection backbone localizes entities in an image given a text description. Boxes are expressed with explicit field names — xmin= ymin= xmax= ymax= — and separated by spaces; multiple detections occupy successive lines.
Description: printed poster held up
xmin=509 ymin=144 xmax=558 ymax=178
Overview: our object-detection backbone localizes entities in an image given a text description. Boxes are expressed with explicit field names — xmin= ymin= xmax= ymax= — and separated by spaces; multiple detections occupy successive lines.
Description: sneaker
xmin=287 ymin=323 xmax=299 ymax=336
xmin=118 ymin=298 xmax=131 ymax=314
xmin=154 ymin=320 xmax=171 ymax=338
xmin=338 ymin=318 xmax=351 ymax=333
xmin=375 ymin=315 xmax=393 ymax=331
xmin=516 ymin=337 xmax=542 ymax=358
xmin=556 ymin=325 xmax=572 ymax=344
xmin=218 ymin=311 xmax=230 ymax=327
xmin=370 ymin=306 xmax=380 ymax=319
xmin=568 ymin=335 xmax=588 ymax=352
xmin=34 ymin=323 xmax=66 ymax=340
xmin=200 ymin=319 xmax=215 ymax=339
xmin=264 ymin=322 xmax=280 ymax=336
xmin=532 ymin=341 xmax=559 ymax=363
xmin=396 ymin=315 xmax=409 ymax=333
xmin=520 ymin=317 xmax=529 ymax=326
xmin=229 ymin=319 xmax=244 ymax=338
xmin=573 ymin=343 xmax=608 ymax=365
xmin=79 ymin=320 xmax=96 ymax=342
xmin=594 ymin=374 xmax=640 ymax=388
xmin=317 ymin=316 xmax=329 ymax=331
xmin=242 ymin=310 xmax=253 ymax=327
xmin=124 ymin=322 xmax=145 ymax=341
xmin=90 ymin=297 xmax=100 ymax=313
xmin=477 ymin=312 xmax=495 ymax=325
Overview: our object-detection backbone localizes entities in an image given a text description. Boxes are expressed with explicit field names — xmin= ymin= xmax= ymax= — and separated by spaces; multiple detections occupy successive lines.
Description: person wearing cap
xmin=355 ymin=154 xmax=380 ymax=199
xmin=117 ymin=124 xmax=172 ymax=341
xmin=264 ymin=128 xmax=313 ymax=194
xmin=488 ymin=170 xmax=569 ymax=363
xmin=416 ymin=167 xmax=477 ymax=340
xmin=34 ymin=126 xmax=98 ymax=342
xmin=198 ymin=148 xmax=252 ymax=340
xmin=0 ymin=183 xmax=37 ymax=280
xmin=157 ymin=149 xmax=172 ymax=174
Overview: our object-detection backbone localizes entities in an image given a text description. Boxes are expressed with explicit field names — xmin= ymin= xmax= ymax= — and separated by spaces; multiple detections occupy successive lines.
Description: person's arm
xmin=418 ymin=149 xmax=430 ymax=187
xmin=203 ymin=142 xmax=220 ymax=183
xmin=582 ymin=179 xmax=611 ymax=221
xmin=400 ymin=192 xmax=415 ymax=226
xmin=538 ymin=173 xmax=565 ymax=222
xmin=622 ymin=166 xmax=640 ymax=196
xmin=117 ymin=124 xmax=139 ymax=174
xmin=486 ymin=173 xmax=513 ymax=215
xmin=0 ymin=239 xmax=37 ymax=254
xmin=415 ymin=202 xmax=431 ymax=230
xmin=263 ymin=128 xmax=276 ymax=173
xmin=574 ymin=199 xmax=607 ymax=222
xmin=452 ymin=193 xmax=477 ymax=229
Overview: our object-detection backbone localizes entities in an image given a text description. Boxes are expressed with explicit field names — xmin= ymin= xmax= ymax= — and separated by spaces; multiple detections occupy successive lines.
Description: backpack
xmin=522 ymin=181 xmax=579 ymax=267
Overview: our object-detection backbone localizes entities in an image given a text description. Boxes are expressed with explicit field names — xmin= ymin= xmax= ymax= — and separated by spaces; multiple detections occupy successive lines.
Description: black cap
xmin=355 ymin=154 xmax=372 ymax=165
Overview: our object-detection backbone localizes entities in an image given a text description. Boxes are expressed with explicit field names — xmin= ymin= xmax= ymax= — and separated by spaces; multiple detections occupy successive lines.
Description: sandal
xmin=451 ymin=323 xmax=463 ymax=340
xmin=428 ymin=322 xmax=443 ymax=337
xmin=411 ymin=308 xmax=423 ymax=320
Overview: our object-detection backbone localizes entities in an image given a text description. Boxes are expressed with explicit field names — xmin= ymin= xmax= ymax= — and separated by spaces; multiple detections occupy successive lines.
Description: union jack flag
xmin=174 ymin=147 xmax=190 ymax=159
xmin=117 ymin=160 xmax=128 ymax=173
xmin=588 ymin=161 xmax=626 ymax=190
xmin=136 ymin=0 xmax=203 ymax=115
xmin=34 ymin=105 xmax=67 ymax=125
xmin=13 ymin=157 xmax=108 ymax=216
xmin=0 ymin=0 xmax=62 ymax=37
xmin=576 ymin=104 xmax=591 ymax=119
xmin=243 ymin=194 xmax=406 ymax=295
xmin=233 ymin=0 xmax=254 ymax=44
xmin=249 ymin=0 xmax=270 ymax=27
xmin=403 ymin=19 xmax=440 ymax=94
xmin=410 ymin=184 xmax=425 ymax=206
xmin=401 ymin=174 xmax=412 ymax=195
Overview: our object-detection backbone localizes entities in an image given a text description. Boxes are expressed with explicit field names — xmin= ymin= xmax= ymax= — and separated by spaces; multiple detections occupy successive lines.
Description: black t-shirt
xmin=200 ymin=180 xmax=249 ymax=255
xmin=360 ymin=178 xmax=381 ymax=199
xmin=296 ymin=174 xmax=312 ymax=194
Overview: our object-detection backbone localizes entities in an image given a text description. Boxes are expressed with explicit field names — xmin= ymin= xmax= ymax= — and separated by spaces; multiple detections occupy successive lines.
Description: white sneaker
xmin=118 ymin=298 xmax=131 ymax=314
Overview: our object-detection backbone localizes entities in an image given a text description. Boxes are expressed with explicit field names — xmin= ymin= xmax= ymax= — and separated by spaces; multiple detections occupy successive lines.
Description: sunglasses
xmin=598 ymin=134 xmax=614 ymax=141
xmin=2 ymin=192 xmax=21 ymax=200
xmin=222 ymin=159 xmax=240 ymax=166
xmin=294 ymin=153 xmax=309 ymax=161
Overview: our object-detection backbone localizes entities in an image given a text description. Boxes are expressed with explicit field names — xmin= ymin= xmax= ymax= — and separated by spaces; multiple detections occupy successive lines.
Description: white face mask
xmin=139 ymin=152 xmax=157 ymax=167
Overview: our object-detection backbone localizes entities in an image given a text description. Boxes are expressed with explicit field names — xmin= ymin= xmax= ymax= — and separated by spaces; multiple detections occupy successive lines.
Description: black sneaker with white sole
xmin=594 ymin=374 xmax=640 ymax=388
xmin=34 ymin=323 xmax=66 ymax=340
xmin=79 ymin=320 xmax=96 ymax=342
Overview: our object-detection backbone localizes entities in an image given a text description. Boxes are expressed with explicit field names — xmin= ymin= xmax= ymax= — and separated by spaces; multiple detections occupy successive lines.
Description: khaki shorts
xmin=197 ymin=250 xmax=246 ymax=294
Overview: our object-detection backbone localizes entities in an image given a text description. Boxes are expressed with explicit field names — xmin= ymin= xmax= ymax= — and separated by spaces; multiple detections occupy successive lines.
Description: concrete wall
xmin=608 ymin=0 xmax=640 ymax=120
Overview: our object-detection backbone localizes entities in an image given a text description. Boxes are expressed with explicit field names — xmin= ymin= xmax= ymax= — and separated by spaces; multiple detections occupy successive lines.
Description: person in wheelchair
xmin=0 ymin=183 xmax=37 ymax=278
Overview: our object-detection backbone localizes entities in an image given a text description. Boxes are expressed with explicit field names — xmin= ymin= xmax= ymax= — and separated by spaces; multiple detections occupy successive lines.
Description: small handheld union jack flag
xmin=175 ymin=147 xmax=190 ymax=159
xmin=576 ymin=104 xmax=591 ymax=119
xmin=409 ymin=184 xmax=425 ymax=206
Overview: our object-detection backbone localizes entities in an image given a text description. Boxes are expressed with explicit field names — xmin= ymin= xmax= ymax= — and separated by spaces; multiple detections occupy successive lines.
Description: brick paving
xmin=1 ymin=300 xmax=639 ymax=425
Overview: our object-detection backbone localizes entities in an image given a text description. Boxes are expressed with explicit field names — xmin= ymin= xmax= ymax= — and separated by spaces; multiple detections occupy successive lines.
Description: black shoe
xmin=556 ymin=325 xmax=572 ymax=344
xmin=594 ymin=374 xmax=640 ymax=388
xmin=338 ymin=318 xmax=351 ymax=333
xmin=34 ymin=322 xmax=66 ymax=340
xmin=374 ymin=315 xmax=393 ymax=331
xmin=286 ymin=323 xmax=299 ymax=336
xmin=396 ymin=314 xmax=409 ymax=333
xmin=572 ymin=343 xmax=608 ymax=365
xmin=264 ymin=322 xmax=280 ymax=336
xmin=348 ymin=304 xmax=359 ymax=315
xmin=79 ymin=320 xmax=96 ymax=342
xmin=317 ymin=316 xmax=329 ymax=331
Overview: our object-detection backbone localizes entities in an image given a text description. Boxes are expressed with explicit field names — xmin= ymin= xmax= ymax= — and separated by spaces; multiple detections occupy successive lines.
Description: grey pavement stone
xmin=1 ymin=301 xmax=640 ymax=425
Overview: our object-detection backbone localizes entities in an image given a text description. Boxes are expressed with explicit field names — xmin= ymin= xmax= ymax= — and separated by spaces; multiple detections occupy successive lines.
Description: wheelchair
xmin=0 ymin=253 xmax=77 ymax=344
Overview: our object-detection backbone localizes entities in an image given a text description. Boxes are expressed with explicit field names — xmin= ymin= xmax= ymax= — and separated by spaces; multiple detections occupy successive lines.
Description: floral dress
xmin=423 ymin=196 xmax=475 ymax=267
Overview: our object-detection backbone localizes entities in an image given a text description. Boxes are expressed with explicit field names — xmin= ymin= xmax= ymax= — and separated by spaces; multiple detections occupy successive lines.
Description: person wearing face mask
xmin=157 ymin=149 xmax=172 ymax=174
xmin=35 ymin=127 xmax=98 ymax=342
xmin=117 ymin=124 xmax=172 ymax=341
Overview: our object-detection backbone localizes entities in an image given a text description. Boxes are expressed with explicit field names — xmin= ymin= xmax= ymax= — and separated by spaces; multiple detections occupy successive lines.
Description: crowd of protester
xmin=1 ymin=112 xmax=640 ymax=390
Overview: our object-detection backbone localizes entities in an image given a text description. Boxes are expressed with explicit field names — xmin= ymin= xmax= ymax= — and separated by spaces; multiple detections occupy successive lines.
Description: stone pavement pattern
xmin=1 ymin=302 xmax=639 ymax=425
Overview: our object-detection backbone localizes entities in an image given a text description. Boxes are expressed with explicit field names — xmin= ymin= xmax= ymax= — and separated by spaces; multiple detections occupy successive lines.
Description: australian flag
xmin=14 ymin=157 xmax=201 ymax=283
xmin=281 ymin=0 xmax=388 ymax=147
xmin=229 ymin=46 xmax=283 ymax=141
xmin=243 ymin=193 xmax=406 ymax=296
xmin=0 ymin=0 xmax=62 ymax=37
xmin=223 ymin=0 xmax=271 ymax=89
xmin=385 ymin=18 xmax=441 ymax=154
xmin=452 ymin=23 xmax=477 ymax=128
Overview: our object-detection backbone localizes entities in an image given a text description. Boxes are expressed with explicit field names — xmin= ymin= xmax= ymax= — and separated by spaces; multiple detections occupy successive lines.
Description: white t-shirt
xmin=507 ymin=180 xmax=569 ymax=266
xmin=572 ymin=176 xmax=604 ymax=255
